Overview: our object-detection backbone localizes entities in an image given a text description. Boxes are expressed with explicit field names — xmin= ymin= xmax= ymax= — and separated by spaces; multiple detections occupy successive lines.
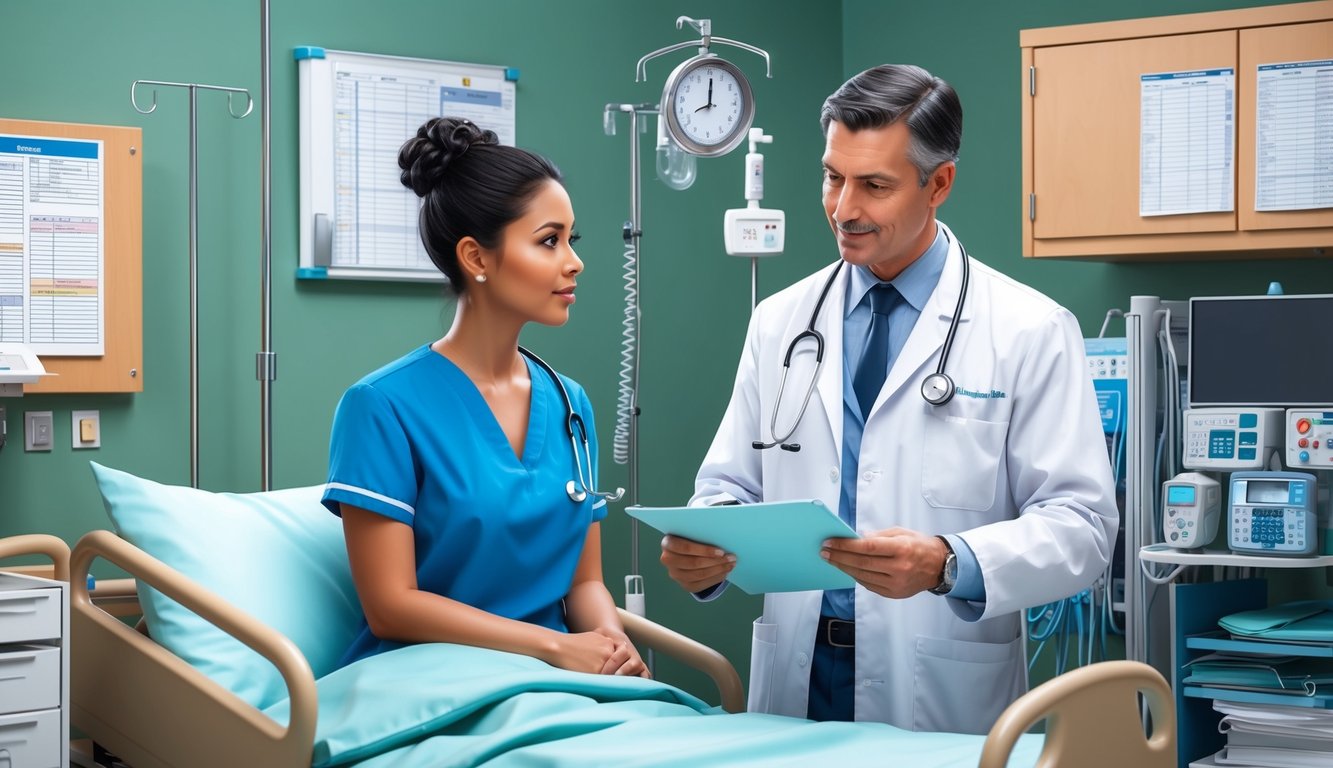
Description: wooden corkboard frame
xmin=1 ymin=118 xmax=142 ymax=393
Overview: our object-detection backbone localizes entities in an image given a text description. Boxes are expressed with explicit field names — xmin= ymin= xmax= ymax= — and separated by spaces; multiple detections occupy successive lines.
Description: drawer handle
xmin=0 ymin=656 xmax=36 ymax=667
xmin=0 ymin=596 xmax=47 ymax=615
xmin=0 ymin=595 xmax=49 ymax=606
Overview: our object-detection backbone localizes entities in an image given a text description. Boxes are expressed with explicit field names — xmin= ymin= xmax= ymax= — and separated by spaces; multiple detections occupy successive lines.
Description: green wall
xmin=0 ymin=0 xmax=840 ymax=698
xmin=0 ymin=0 xmax=1328 ymax=703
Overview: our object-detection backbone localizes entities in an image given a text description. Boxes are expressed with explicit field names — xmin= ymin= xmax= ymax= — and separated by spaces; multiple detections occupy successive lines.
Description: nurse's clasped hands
xmin=659 ymin=535 xmax=737 ymax=593
xmin=820 ymin=528 xmax=949 ymax=599
xmin=544 ymin=627 xmax=650 ymax=678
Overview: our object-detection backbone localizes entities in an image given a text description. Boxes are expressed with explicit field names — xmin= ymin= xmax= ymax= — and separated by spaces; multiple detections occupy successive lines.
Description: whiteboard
xmin=296 ymin=47 xmax=518 ymax=282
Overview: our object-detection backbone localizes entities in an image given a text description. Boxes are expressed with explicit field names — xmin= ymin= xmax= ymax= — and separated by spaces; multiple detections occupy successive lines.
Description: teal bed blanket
xmin=262 ymin=643 xmax=1043 ymax=767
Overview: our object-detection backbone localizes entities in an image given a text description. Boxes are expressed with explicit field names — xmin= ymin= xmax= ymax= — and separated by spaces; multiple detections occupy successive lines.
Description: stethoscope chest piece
xmin=566 ymin=481 xmax=587 ymax=503
xmin=920 ymin=372 xmax=956 ymax=407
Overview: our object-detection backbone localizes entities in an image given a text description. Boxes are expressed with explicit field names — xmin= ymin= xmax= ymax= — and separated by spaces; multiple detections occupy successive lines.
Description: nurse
xmin=323 ymin=117 xmax=647 ymax=678
xmin=660 ymin=64 xmax=1116 ymax=731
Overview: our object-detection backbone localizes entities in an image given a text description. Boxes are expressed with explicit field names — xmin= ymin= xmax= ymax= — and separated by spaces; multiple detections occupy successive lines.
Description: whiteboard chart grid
xmin=298 ymin=48 xmax=517 ymax=282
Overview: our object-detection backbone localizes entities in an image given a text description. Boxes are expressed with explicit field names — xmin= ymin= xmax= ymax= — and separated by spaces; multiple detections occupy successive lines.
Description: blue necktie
xmin=853 ymin=283 xmax=898 ymax=420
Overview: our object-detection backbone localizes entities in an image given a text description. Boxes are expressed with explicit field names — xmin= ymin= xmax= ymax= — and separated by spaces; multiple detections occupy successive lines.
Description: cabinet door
xmin=1032 ymin=31 xmax=1237 ymax=241
xmin=1239 ymin=20 xmax=1333 ymax=232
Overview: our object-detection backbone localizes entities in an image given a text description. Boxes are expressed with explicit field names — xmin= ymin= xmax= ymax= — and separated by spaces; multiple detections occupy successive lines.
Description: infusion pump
xmin=1228 ymin=471 xmax=1318 ymax=556
xmin=1183 ymin=408 xmax=1282 ymax=471
xmin=1163 ymin=473 xmax=1221 ymax=549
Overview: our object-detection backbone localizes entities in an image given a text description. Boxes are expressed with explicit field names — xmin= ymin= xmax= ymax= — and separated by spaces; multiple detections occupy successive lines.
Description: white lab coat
xmin=691 ymin=223 xmax=1118 ymax=734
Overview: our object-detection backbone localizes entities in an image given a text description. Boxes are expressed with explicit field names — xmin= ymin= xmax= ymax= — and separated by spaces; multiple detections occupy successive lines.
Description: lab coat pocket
xmin=912 ymin=634 xmax=1023 ymax=734
xmin=748 ymin=618 xmax=779 ymax=713
xmin=921 ymin=414 xmax=1007 ymax=512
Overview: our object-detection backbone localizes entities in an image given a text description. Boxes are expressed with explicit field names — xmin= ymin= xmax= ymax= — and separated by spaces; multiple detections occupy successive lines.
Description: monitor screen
xmin=1245 ymin=480 xmax=1290 ymax=505
xmin=1189 ymin=295 xmax=1333 ymax=407
xmin=1167 ymin=486 xmax=1196 ymax=505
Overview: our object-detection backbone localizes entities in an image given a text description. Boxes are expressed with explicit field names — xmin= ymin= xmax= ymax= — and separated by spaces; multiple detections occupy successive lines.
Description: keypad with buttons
xmin=1230 ymin=507 xmax=1312 ymax=555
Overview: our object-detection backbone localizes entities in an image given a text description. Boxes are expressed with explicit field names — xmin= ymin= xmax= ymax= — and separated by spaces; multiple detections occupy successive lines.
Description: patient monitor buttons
xmin=1285 ymin=410 xmax=1333 ymax=468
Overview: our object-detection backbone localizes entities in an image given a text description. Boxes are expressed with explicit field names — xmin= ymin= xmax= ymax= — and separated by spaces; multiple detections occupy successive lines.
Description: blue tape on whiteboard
xmin=296 ymin=267 xmax=328 ymax=280
xmin=293 ymin=46 xmax=326 ymax=61
xmin=505 ymin=67 xmax=520 ymax=82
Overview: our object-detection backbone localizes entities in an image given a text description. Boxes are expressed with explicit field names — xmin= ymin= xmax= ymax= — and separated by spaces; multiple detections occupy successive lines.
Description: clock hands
xmin=694 ymin=76 xmax=716 ymax=113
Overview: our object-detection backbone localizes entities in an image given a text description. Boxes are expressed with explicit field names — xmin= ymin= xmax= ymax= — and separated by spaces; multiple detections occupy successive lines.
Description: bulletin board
xmin=0 ymin=118 xmax=142 ymax=393
xmin=296 ymin=47 xmax=518 ymax=283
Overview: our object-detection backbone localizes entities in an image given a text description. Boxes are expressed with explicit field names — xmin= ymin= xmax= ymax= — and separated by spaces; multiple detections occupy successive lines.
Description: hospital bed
xmin=1 ymin=524 xmax=1174 ymax=768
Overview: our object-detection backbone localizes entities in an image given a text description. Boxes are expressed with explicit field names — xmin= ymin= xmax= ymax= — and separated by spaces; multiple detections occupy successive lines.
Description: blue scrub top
xmin=322 ymin=344 xmax=607 ymax=666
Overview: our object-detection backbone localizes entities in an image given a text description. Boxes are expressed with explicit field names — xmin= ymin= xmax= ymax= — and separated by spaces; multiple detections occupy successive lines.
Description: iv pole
xmin=258 ymin=0 xmax=276 ymax=490
xmin=603 ymin=18 xmax=771 ymax=622
xmin=131 ymin=79 xmax=252 ymax=489
xmin=602 ymin=101 xmax=655 ymax=619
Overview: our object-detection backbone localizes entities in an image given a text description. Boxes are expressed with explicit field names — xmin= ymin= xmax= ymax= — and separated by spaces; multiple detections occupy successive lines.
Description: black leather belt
xmin=816 ymin=615 xmax=855 ymax=648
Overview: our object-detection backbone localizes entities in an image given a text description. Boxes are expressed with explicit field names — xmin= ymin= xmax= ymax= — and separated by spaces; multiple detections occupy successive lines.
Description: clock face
xmin=663 ymin=56 xmax=753 ymax=157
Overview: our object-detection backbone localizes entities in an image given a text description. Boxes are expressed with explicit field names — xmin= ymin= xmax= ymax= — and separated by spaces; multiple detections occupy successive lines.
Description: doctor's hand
xmin=660 ymin=535 xmax=736 ymax=594
xmin=820 ymin=528 xmax=947 ymax=599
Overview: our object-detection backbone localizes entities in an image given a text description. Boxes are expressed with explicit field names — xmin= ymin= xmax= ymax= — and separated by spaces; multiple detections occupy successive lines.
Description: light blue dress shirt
xmin=822 ymin=226 xmax=984 ymax=620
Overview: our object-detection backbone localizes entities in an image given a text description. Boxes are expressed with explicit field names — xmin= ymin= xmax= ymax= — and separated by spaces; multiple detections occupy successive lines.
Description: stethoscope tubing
xmin=517 ymin=346 xmax=625 ymax=504
xmin=755 ymin=231 xmax=971 ymax=451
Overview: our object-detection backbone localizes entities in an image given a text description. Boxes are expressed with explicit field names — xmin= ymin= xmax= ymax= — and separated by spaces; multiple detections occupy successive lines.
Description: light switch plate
xmin=25 ymin=410 xmax=53 ymax=452
xmin=72 ymin=409 xmax=100 ymax=449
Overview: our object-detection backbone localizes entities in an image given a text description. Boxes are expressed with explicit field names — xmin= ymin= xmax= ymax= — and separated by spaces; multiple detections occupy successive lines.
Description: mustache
xmin=836 ymin=220 xmax=880 ymax=234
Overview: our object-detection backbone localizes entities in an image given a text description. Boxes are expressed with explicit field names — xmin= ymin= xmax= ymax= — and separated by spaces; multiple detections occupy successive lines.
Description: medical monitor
xmin=1188 ymin=294 xmax=1333 ymax=408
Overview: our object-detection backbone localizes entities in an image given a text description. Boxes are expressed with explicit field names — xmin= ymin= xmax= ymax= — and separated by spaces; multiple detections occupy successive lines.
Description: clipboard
xmin=626 ymin=500 xmax=859 ymax=594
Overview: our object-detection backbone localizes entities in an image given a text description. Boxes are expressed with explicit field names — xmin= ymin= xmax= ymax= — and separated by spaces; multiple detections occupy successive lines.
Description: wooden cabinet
xmin=1021 ymin=2 xmax=1333 ymax=260
xmin=0 ymin=573 xmax=68 ymax=768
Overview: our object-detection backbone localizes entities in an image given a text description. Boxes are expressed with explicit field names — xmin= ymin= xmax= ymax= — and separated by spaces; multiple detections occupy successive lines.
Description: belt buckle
xmin=825 ymin=618 xmax=854 ymax=648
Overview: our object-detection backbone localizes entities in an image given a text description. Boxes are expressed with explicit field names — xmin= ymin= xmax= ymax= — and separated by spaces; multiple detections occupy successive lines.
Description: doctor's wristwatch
xmin=927 ymin=536 xmax=958 ymax=596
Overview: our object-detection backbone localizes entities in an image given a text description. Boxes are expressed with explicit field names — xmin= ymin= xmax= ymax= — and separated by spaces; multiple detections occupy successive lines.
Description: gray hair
xmin=820 ymin=64 xmax=962 ymax=187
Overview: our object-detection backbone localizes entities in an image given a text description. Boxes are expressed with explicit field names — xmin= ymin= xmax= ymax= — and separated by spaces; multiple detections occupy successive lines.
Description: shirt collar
xmin=845 ymin=223 xmax=948 ymax=318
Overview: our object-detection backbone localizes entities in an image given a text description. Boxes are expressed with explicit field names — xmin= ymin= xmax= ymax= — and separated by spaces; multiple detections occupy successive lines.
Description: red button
xmin=1297 ymin=418 xmax=1312 ymax=435
xmin=1299 ymin=438 xmax=1309 ymax=448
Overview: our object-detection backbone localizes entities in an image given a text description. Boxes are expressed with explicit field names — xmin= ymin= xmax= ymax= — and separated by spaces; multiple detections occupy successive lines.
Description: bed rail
xmin=0 ymin=533 xmax=70 ymax=580
xmin=617 ymin=607 xmax=745 ymax=713
xmin=70 ymin=530 xmax=318 ymax=768
xmin=978 ymin=659 xmax=1175 ymax=768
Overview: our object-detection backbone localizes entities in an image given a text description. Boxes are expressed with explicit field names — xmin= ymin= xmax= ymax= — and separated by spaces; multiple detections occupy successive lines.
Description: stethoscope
xmin=518 ymin=346 xmax=626 ymax=504
xmin=752 ymin=232 xmax=971 ymax=453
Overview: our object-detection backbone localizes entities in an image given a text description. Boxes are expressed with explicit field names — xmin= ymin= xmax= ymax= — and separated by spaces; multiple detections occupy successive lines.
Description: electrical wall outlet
xmin=72 ymin=409 xmax=100 ymax=449
xmin=25 ymin=410 xmax=53 ymax=452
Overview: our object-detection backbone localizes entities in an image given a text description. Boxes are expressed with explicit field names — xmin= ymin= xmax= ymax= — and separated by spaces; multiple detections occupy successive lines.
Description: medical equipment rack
xmin=1171 ymin=577 xmax=1333 ymax=766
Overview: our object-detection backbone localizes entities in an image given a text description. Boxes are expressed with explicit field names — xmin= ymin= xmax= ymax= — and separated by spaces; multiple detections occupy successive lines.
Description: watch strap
xmin=928 ymin=535 xmax=957 ymax=596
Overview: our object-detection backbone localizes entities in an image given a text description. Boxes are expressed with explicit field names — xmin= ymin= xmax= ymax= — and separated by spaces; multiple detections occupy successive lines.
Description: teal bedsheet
xmin=263 ymin=643 xmax=1043 ymax=768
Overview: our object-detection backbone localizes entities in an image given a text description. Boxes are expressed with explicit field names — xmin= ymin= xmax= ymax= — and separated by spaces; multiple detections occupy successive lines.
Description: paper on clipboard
xmin=626 ymin=500 xmax=859 ymax=594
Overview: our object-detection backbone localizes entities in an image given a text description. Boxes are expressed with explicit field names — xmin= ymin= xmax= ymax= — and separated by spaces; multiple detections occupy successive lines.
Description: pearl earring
xmin=475 ymin=274 xmax=487 ymax=283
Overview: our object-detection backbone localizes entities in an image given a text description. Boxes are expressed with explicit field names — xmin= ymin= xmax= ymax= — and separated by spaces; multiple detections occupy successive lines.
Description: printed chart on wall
xmin=1255 ymin=59 xmax=1332 ymax=212
xmin=297 ymin=47 xmax=517 ymax=281
xmin=1138 ymin=68 xmax=1235 ymax=217
xmin=0 ymin=135 xmax=104 ymax=355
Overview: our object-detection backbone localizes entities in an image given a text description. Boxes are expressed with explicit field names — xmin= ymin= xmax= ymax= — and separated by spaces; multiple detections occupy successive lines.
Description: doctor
xmin=661 ymin=64 xmax=1117 ymax=733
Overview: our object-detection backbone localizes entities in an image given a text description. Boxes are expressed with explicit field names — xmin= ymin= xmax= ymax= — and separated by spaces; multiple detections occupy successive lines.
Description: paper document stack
xmin=1209 ymin=698 xmax=1333 ymax=766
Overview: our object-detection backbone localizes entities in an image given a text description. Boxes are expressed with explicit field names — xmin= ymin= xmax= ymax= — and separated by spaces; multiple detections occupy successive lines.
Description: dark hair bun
xmin=398 ymin=117 xmax=500 ymax=197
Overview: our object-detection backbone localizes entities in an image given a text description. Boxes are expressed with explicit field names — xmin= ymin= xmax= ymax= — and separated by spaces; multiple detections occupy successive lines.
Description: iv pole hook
xmin=636 ymin=18 xmax=772 ymax=83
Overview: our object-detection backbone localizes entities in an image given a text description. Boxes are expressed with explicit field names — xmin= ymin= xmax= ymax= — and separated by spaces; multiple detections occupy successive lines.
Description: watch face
xmin=663 ymin=56 xmax=753 ymax=157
